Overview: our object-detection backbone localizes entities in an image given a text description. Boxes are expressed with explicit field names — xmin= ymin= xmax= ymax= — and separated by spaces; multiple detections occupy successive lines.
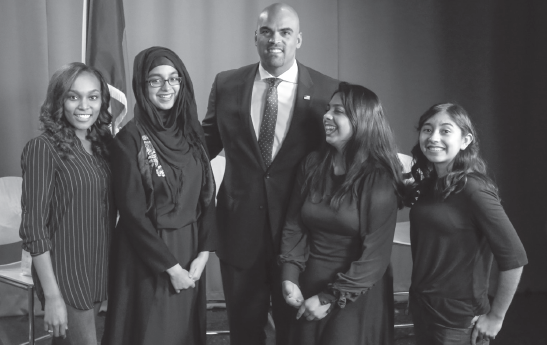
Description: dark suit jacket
xmin=202 ymin=62 xmax=339 ymax=269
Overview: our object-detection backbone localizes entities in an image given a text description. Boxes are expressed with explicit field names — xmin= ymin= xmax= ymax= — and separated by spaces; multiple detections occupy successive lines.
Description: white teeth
xmin=428 ymin=147 xmax=444 ymax=151
xmin=76 ymin=114 xmax=91 ymax=119
xmin=269 ymin=49 xmax=282 ymax=53
xmin=159 ymin=94 xmax=172 ymax=99
xmin=324 ymin=125 xmax=336 ymax=134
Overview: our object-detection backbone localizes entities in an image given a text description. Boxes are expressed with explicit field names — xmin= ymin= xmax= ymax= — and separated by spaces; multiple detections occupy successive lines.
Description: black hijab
xmin=132 ymin=46 xmax=209 ymax=212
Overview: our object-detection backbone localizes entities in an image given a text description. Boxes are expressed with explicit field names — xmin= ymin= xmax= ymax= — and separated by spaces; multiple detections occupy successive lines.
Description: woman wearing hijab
xmin=102 ymin=47 xmax=216 ymax=345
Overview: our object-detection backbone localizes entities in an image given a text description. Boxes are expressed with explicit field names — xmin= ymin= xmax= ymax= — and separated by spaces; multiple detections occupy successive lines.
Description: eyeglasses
xmin=147 ymin=77 xmax=183 ymax=88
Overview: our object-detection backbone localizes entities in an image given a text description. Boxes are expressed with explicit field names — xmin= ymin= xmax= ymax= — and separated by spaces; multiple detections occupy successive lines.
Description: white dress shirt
xmin=251 ymin=60 xmax=299 ymax=161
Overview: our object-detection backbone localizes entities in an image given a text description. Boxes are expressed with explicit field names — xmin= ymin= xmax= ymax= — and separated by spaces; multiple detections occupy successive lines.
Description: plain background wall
xmin=0 ymin=0 xmax=545 ymax=292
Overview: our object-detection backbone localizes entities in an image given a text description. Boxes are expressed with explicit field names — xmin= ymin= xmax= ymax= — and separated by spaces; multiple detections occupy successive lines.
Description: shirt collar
xmin=257 ymin=60 xmax=299 ymax=84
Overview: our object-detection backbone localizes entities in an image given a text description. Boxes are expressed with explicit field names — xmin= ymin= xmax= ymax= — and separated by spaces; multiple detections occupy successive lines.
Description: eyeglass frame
xmin=146 ymin=77 xmax=183 ymax=88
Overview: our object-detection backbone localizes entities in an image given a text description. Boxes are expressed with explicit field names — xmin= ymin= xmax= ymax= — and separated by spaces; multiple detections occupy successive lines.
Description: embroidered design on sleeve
xmin=142 ymin=135 xmax=165 ymax=177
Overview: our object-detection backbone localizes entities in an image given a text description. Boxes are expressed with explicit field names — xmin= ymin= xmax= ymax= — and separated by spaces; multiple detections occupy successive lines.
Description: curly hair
xmin=408 ymin=103 xmax=498 ymax=203
xmin=304 ymin=82 xmax=404 ymax=209
xmin=39 ymin=62 xmax=113 ymax=160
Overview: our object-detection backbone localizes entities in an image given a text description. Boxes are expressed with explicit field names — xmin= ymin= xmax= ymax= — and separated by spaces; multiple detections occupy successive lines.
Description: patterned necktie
xmin=258 ymin=78 xmax=282 ymax=167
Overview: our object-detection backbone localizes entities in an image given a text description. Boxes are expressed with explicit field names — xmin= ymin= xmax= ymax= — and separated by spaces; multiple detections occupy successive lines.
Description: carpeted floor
xmin=0 ymin=293 xmax=545 ymax=345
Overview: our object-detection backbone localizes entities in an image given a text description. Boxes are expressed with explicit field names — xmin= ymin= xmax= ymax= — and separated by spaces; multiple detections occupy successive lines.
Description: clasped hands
xmin=167 ymin=251 xmax=209 ymax=293
xmin=282 ymin=280 xmax=331 ymax=321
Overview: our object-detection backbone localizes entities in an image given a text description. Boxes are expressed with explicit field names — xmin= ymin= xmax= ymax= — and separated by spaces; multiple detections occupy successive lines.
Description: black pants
xmin=410 ymin=294 xmax=490 ymax=345
xmin=219 ymin=225 xmax=294 ymax=345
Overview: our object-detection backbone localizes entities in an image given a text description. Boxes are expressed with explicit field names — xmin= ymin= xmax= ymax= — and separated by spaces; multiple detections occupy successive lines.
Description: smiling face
xmin=63 ymin=72 xmax=102 ymax=138
xmin=419 ymin=112 xmax=473 ymax=177
xmin=255 ymin=5 xmax=302 ymax=76
xmin=147 ymin=65 xmax=180 ymax=113
xmin=324 ymin=93 xmax=353 ymax=153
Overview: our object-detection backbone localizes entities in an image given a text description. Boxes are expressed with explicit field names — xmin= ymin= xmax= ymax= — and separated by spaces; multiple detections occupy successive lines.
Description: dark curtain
xmin=338 ymin=0 xmax=547 ymax=292
xmin=0 ymin=0 xmax=83 ymax=177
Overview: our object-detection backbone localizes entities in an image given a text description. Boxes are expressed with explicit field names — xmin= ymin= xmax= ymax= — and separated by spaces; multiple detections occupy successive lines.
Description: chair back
xmin=207 ymin=156 xmax=226 ymax=301
xmin=210 ymin=155 xmax=226 ymax=198
xmin=0 ymin=176 xmax=23 ymax=264
xmin=392 ymin=154 xmax=413 ymax=299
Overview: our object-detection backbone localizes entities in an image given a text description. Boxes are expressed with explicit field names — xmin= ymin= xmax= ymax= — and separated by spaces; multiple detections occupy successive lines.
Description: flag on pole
xmin=85 ymin=0 xmax=128 ymax=134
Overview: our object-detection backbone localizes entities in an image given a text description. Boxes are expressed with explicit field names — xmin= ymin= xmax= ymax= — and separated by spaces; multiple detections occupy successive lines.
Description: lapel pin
xmin=304 ymin=95 xmax=310 ymax=100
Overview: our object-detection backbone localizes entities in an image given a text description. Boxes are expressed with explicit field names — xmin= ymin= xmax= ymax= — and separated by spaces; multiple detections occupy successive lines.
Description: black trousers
xmin=410 ymin=294 xmax=490 ymax=345
xmin=219 ymin=224 xmax=295 ymax=345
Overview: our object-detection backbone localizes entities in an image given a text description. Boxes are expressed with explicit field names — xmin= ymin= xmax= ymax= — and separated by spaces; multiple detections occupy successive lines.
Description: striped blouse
xmin=19 ymin=134 xmax=115 ymax=310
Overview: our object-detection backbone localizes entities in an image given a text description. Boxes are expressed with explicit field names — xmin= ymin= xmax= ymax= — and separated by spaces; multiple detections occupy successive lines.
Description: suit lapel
xmin=271 ymin=62 xmax=314 ymax=166
xmin=237 ymin=64 xmax=266 ymax=169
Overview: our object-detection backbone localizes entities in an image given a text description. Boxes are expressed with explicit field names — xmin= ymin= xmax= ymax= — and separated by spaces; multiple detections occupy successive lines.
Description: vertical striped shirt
xmin=19 ymin=134 xmax=115 ymax=310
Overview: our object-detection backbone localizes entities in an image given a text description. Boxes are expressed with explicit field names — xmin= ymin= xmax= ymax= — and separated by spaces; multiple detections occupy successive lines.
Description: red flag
xmin=86 ymin=0 xmax=128 ymax=134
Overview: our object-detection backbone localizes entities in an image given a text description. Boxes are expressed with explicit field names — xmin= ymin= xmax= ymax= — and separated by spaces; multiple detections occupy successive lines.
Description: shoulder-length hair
xmin=305 ymin=82 xmax=404 ymax=209
xmin=409 ymin=103 xmax=498 ymax=201
xmin=39 ymin=62 xmax=113 ymax=159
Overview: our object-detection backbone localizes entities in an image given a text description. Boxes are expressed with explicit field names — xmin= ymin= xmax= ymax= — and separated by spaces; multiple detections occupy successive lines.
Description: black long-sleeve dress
xmin=102 ymin=121 xmax=216 ymax=345
xmin=279 ymin=153 xmax=398 ymax=345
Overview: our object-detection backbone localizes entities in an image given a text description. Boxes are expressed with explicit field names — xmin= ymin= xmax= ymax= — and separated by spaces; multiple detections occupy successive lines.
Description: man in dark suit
xmin=202 ymin=3 xmax=339 ymax=344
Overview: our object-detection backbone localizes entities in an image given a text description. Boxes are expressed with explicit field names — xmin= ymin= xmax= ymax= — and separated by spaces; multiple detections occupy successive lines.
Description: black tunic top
xmin=279 ymin=153 xmax=398 ymax=344
xmin=19 ymin=134 xmax=115 ymax=310
xmin=409 ymin=177 xmax=528 ymax=328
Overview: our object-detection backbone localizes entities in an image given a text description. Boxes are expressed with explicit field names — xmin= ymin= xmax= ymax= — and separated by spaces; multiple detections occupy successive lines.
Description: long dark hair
xmin=39 ymin=62 xmax=113 ymax=159
xmin=409 ymin=103 xmax=498 ymax=201
xmin=305 ymin=82 xmax=404 ymax=209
